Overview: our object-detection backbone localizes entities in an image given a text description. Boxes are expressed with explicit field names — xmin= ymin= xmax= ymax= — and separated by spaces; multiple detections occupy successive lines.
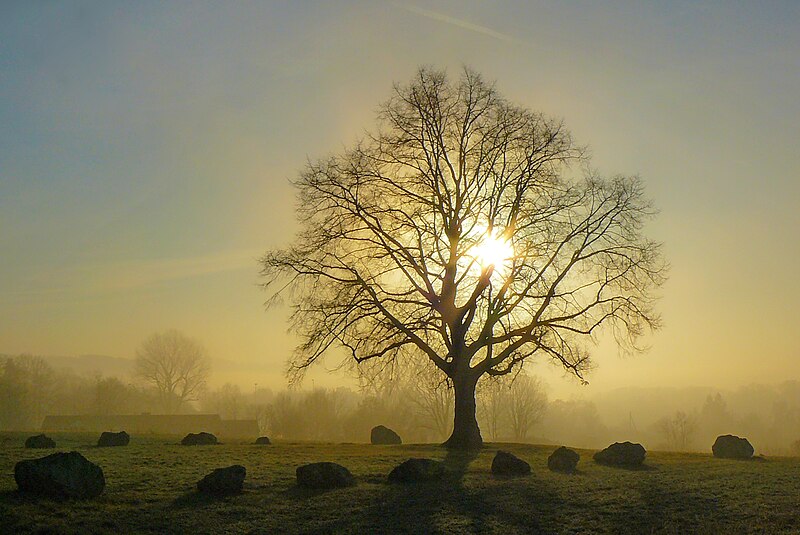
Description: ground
xmin=1 ymin=433 xmax=798 ymax=534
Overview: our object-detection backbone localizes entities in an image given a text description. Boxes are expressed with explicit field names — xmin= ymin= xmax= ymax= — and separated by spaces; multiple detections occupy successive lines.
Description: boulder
xmin=15 ymin=451 xmax=105 ymax=499
xmin=548 ymin=446 xmax=580 ymax=473
xmin=371 ymin=425 xmax=402 ymax=445
xmin=255 ymin=436 xmax=271 ymax=445
xmin=593 ymin=442 xmax=646 ymax=467
xmin=296 ymin=462 xmax=355 ymax=489
xmin=491 ymin=450 xmax=531 ymax=477
xmin=197 ymin=465 xmax=246 ymax=495
xmin=712 ymin=435 xmax=754 ymax=459
xmin=97 ymin=431 xmax=130 ymax=447
xmin=181 ymin=432 xmax=218 ymax=446
xmin=388 ymin=458 xmax=446 ymax=483
xmin=25 ymin=434 xmax=56 ymax=449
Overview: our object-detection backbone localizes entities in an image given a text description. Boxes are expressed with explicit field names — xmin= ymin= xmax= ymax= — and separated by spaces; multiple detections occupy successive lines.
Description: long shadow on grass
xmin=312 ymin=448 xmax=565 ymax=533
xmin=614 ymin=482 xmax=722 ymax=534
xmin=171 ymin=491 xmax=244 ymax=509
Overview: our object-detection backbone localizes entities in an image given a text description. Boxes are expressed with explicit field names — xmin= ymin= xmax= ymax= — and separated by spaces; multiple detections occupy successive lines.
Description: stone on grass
xmin=255 ymin=436 xmax=271 ymax=445
xmin=296 ymin=462 xmax=355 ymax=489
xmin=491 ymin=450 xmax=531 ymax=477
xmin=388 ymin=458 xmax=446 ymax=483
xmin=371 ymin=425 xmax=401 ymax=445
xmin=15 ymin=451 xmax=105 ymax=499
xmin=25 ymin=434 xmax=56 ymax=449
xmin=712 ymin=435 xmax=754 ymax=459
xmin=197 ymin=465 xmax=246 ymax=495
xmin=97 ymin=431 xmax=130 ymax=447
xmin=593 ymin=442 xmax=646 ymax=467
xmin=181 ymin=432 xmax=218 ymax=446
xmin=548 ymin=446 xmax=580 ymax=473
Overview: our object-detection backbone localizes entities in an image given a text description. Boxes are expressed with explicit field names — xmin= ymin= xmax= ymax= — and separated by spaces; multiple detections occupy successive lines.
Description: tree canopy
xmin=134 ymin=330 xmax=210 ymax=414
xmin=262 ymin=67 xmax=666 ymax=448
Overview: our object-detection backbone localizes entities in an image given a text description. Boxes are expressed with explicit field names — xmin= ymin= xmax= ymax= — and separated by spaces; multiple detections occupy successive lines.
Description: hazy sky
xmin=1 ymin=1 xmax=798 ymax=395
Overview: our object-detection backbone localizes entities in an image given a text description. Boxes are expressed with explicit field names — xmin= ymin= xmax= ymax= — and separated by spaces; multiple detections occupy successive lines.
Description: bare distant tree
xmin=656 ymin=410 xmax=697 ymax=451
xmin=406 ymin=361 xmax=454 ymax=441
xmin=202 ymin=383 xmax=245 ymax=420
xmin=476 ymin=376 xmax=508 ymax=441
xmin=134 ymin=330 xmax=210 ymax=414
xmin=508 ymin=374 xmax=548 ymax=442
xmin=262 ymin=67 xmax=666 ymax=449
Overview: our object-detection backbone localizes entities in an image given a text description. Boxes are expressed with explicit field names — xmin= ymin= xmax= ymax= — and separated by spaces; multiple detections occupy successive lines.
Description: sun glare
xmin=474 ymin=231 xmax=514 ymax=275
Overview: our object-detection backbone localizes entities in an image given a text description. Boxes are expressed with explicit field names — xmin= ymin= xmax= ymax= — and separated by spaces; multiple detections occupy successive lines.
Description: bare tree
xmin=406 ymin=360 xmax=454 ymax=441
xmin=134 ymin=330 xmax=210 ymax=414
xmin=477 ymin=376 xmax=509 ymax=441
xmin=262 ymin=67 xmax=666 ymax=449
xmin=507 ymin=374 xmax=548 ymax=442
xmin=656 ymin=410 xmax=698 ymax=452
xmin=202 ymin=383 xmax=245 ymax=420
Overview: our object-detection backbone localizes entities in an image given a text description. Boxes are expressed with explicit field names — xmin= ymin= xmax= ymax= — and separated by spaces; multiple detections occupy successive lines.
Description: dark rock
xmin=371 ymin=425 xmax=402 ymax=445
xmin=548 ymin=446 xmax=580 ymax=473
xmin=15 ymin=451 xmax=105 ymax=499
xmin=181 ymin=432 xmax=218 ymax=446
xmin=197 ymin=465 xmax=246 ymax=495
xmin=491 ymin=450 xmax=531 ymax=477
xmin=296 ymin=462 xmax=355 ymax=489
xmin=97 ymin=431 xmax=130 ymax=447
xmin=593 ymin=442 xmax=646 ymax=467
xmin=388 ymin=458 xmax=446 ymax=483
xmin=255 ymin=436 xmax=271 ymax=445
xmin=712 ymin=435 xmax=754 ymax=459
xmin=25 ymin=434 xmax=55 ymax=449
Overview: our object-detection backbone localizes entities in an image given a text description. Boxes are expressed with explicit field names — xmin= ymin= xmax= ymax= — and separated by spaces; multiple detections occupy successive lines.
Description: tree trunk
xmin=443 ymin=375 xmax=483 ymax=450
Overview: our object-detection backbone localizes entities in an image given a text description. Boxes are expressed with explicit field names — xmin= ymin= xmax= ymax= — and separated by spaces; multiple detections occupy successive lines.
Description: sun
xmin=473 ymin=231 xmax=514 ymax=275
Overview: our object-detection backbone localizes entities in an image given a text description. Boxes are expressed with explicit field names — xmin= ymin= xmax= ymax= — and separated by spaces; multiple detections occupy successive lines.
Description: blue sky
xmin=1 ymin=1 xmax=798 ymax=393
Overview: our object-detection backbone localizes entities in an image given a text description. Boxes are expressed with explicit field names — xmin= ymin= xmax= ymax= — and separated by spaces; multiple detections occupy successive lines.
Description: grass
xmin=1 ymin=432 xmax=798 ymax=534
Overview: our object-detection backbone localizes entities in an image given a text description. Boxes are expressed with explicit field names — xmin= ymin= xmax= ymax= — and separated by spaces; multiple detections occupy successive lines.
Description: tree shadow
xmin=611 ymin=482 xmax=722 ymax=533
xmin=170 ymin=490 xmax=243 ymax=509
xmin=310 ymin=451 xmax=563 ymax=533
xmin=594 ymin=463 xmax=658 ymax=472
xmin=441 ymin=448 xmax=481 ymax=480
xmin=280 ymin=485 xmax=354 ymax=500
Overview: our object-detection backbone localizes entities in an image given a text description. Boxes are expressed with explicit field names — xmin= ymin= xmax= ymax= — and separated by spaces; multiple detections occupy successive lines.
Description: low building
xmin=41 ymin=413 xmax=259 ymax=439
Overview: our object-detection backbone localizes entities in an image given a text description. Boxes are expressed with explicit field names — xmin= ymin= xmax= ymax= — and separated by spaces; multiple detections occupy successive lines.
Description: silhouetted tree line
xmin=0 ymin=354 xmax=160 ymax=430
xmin=586 ymin=383 xmax=800 ymax=455
xmin=3 ymin=353 xmax=800 ymax=454
xmin=247 ymin=371 xmax=549 ymax=443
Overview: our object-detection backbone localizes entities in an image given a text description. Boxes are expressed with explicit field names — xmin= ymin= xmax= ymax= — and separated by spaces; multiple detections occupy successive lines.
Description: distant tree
xmin=0 ymin=358 xmax=30 ymax=429
xmin=93 ymin=376 xmax=132 ymax=415
xmin=202 ymin=383 xmax=245 ymax=420
xmin=476 ymin=376 xmax=509 ymax=441
xmin=406 ymin=361 xmax=454 ymax=441
xmin=656 ymin=410 xmax=697 ymax=451
xmin=0 ymin=355 xmax=57 ymax=429
xmin=134 ymin=330 xmax=210 ymax=414
xmin=301 ymin=387 xmax=356 ymax=441
xmin=541 ymin=399 xmax=609 ymax=449
xmin=507 ymin=374 xmax=548 ymax=442
xmin=263 ymin=391 xmax=303 ymax=439
xmin=262 ymin=67 xmax=666 ymax=449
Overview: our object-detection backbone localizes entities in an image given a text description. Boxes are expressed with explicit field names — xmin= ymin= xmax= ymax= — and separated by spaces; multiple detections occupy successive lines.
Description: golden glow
xmin=473 ymin=230 xmax=514 ymax=276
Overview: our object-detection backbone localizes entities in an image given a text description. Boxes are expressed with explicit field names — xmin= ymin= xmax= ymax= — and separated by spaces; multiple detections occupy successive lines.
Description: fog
xmin=2 ymin=3 xmax=799 ymax=452
xmin=2 ymin=352 xmax=798 ymax=456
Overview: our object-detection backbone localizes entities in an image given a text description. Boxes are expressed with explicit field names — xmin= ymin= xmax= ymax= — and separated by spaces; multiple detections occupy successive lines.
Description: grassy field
xmin=0 ymin=432 xmax=798 ymax=534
